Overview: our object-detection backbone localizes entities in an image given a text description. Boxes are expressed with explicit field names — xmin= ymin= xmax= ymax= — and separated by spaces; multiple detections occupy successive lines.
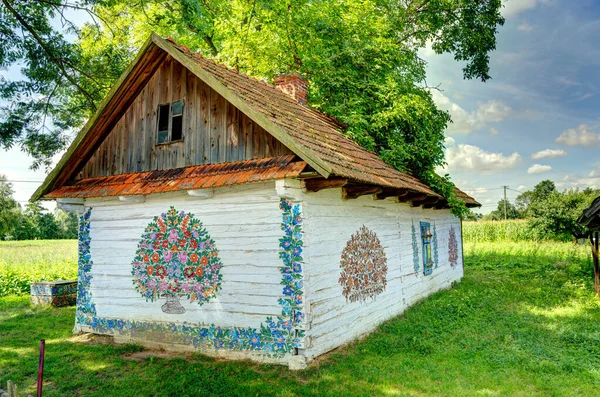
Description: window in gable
xmin=156 ymin=100 xmax=184 ymax=144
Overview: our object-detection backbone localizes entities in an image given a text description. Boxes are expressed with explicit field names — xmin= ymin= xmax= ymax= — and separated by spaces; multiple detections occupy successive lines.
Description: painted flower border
xmin=75 ymin=198 xmax=305 ymax=358
xmin=411 ymin=221 xmax=420 ymax=273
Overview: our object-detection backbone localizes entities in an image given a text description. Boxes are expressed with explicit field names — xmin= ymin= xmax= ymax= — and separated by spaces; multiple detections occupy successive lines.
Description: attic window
xmin=157 ymin=100 xmax=184 ymax=144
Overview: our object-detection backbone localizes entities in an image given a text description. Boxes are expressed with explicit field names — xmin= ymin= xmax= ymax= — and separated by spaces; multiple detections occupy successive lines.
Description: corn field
xmin=463 ymin=220 xmax=543 ymax=242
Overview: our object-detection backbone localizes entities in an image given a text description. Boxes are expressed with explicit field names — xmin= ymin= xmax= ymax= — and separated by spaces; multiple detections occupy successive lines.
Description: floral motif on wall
xmin=131 ymin=207 xmax=223 ymax=314
xmin=411 ymin=221 xmax=420 ymax=272
xmin=76 ymin=208 xmax=96 ymax=325
xmin=339 ymin=226 xmax=388 ymax=303
xmin=432 ymin=222 xmax=439 ymax=269
xmin=448 ymin=225 xmax=459 ymax=267
xmin=75 ymin=198 xmax=305 ymax=358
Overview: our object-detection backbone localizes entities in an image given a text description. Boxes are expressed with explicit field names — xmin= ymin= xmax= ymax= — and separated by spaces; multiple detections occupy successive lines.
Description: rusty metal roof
xmin=45 ymin=155 xmax=306 ymax=199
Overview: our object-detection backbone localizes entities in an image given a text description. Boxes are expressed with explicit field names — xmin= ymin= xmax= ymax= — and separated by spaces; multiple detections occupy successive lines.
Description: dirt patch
xmin=68 ymin=333 xmax=116 ymax=345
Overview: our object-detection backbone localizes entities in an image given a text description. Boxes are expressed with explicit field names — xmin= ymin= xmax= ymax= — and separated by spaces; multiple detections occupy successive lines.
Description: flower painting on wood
xmin=448 ymin=225 xmax=459 ymax=268
xmin=339 ymin=225 xmax=388 ymax=303
xmin=131 ymin=207 xmax=223 ymax=314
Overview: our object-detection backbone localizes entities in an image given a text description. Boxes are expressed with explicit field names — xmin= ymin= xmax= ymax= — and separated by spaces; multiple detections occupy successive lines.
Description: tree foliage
xmin=1 ymin=0 xmax=504 ymax=214
xmin=515 ymin=180 xmax=599 ymax=240
xmin=0 ymin=175 xmax=77 ymax=239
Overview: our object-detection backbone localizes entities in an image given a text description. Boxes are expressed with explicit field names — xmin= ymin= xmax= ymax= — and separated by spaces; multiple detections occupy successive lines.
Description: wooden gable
xmin=77 ymin=55 xmax=291 ymax=180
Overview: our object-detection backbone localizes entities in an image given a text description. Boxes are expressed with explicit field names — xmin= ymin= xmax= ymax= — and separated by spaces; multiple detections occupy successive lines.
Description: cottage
xmin=33 ymin=33 xmax=480 ymax=369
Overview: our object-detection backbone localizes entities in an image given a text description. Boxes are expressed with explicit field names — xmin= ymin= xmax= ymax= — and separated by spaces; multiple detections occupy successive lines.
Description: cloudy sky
xmin=425 ymin=0 xmax=600 ymax=212
xmin=1 ymin=0 xmax=599 ymax=213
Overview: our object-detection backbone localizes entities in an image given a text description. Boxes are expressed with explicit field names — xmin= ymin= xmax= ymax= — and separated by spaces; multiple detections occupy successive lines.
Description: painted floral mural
xmin=448 ymin=225 xmax=459 ymax=267
xmin=75 ymin=198 xmax=305 ymax=359
xmin=411 ymin=221 xmax=420 ymax=273
xmin=131 ymin=207 xmax=223 ymax=314
xmin=339 ymin=225 xmax=388 ymax=303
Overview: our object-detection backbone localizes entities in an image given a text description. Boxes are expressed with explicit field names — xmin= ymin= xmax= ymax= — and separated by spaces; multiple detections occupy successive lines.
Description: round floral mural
xmin=131 ymin=207 xmax=223 ymax=314
xmin=339 ymin=225 xmax=388 ymax=303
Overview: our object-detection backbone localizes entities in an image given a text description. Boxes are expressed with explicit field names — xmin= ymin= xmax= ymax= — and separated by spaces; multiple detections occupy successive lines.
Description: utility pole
xmin=503 ymin=185 xmax=508 ymax=220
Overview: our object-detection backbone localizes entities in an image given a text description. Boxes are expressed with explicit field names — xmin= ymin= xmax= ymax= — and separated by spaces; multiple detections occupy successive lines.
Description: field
xmin=0 ymin=240 xmax=78 ymax=297
xmin=1 ymin=239 xmax=599 ymax=396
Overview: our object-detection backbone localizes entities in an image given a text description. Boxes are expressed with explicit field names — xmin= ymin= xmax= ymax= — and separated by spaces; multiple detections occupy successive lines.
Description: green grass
xmin=1 ymin=241 xmax=600 ymax=396
xmin=0 ymin=240 xmax=77 ymax=296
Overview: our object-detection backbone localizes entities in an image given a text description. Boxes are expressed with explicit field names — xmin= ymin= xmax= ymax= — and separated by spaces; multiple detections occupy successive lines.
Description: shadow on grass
xmin=2 ymin=243 xmax=600 ymax=396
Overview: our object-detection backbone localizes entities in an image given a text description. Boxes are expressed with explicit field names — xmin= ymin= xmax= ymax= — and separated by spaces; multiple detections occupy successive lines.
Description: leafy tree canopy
xmin=0 ymin=0 xmax=505 ymax=215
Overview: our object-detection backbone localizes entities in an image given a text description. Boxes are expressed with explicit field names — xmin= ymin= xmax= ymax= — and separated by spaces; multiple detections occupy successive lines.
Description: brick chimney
xmin=274 ymin=73 xmax=308 ymax=105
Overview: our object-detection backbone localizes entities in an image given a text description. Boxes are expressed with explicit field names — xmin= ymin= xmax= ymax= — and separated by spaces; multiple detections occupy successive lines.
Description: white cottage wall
xmin=301 ymin=189 xmax=463 ymax=360
xmin=84 ymin=183 xmax=286 ymax=328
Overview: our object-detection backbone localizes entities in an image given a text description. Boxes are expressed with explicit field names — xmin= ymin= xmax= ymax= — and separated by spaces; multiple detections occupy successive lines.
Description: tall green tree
xmin=0 ymin=174 xmax=20 ymax=238
xmin=1 ymin=0 xmax=504 ymax=214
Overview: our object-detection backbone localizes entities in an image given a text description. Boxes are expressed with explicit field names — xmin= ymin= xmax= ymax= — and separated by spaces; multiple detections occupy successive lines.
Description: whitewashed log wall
xmin=75 ymin=180 xmax=464 ymax=367
xmin=83 ymin=183 xmax=284 ymax=330
xmin=300 ymin=188 xmax=463 ymax=361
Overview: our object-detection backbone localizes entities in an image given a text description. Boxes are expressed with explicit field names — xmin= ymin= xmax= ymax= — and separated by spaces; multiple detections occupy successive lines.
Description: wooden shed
xmin=577 ymin=196 xmax=600 ymax=296
xmin=33 ymin=33 xmax=479 ymax=369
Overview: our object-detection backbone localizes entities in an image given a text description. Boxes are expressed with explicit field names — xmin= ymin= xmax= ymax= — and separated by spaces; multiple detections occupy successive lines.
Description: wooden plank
xmin=199 ymin=79 xmax=211 ymax=164
xmin=341 ymin=185 xmax=382 ymax=200
xmin=304 ymin=177 xmax=348 ymax=192
xmin=210 ymin=89 xmax=225 ymax=162
xmin=185 ymin=69 xmax=196 ymax=166
xmin=226 ymin=102 xmax=241 ymax=162
xmin=242 ymin=113 xmax=254 ymax=160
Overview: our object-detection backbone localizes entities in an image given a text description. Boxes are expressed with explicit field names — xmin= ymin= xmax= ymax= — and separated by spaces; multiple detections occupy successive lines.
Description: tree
xmin=0 ymin=174 xmax=20 ymax=239
xmin=55 ymin=208 xmax=79 ymax=238
xmin=0 ymin=0 xmax=130 ymax=169
xmin=529 ymin=189 xmax=598 ymax=240
xmin=1 ymin=0 xmax=504 ymax=214
xmin=131 ymin=207 xmax=223 ymax=314
xmin=484 ymin=199 xmax=520 ymax=221
xmin=463 ymin=209 xmax=483 ymax=221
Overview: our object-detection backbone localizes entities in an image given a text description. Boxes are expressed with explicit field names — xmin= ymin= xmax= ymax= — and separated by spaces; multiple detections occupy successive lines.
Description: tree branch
xmin=1 ymin=0 xmax=97 ymax=110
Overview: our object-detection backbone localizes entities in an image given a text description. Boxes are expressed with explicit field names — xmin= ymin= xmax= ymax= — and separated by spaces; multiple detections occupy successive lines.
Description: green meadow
xmin=1 ymin=239 xmax=599 ymax=395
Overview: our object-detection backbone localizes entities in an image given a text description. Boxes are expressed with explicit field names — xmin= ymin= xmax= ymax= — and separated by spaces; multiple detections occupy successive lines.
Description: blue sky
xmin=1 ymin=0 xmax=599 ymax=213
xmin=426 ymin=0 xmax=600 ymax=212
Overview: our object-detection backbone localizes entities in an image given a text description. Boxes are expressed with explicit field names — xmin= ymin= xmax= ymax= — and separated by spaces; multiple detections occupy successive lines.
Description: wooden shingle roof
xmin=33 ymin=33 xmax=479 ymax=208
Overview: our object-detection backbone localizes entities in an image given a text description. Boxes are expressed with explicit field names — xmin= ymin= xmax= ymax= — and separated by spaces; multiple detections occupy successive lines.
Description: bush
xmin=462 ymin=220 xmax=572 ymax=243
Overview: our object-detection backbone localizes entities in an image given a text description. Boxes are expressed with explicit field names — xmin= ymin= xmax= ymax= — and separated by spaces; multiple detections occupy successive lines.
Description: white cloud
xmin=527 ymin=164 xmax=552 ymax=174
xmin=502 ymin=0 xmax=550 ymax=17
xmin=490 ymin=128 xmax=499 ymax=136
xmin=556 ymin=124 xmax=600 ymax=146
xmin=474 ymin=100 xmax=511 ymax=123
xmin=518 ymin=22 xmax=534 ymax=32
xmin=444 ymin=136 xmax=456 ymax=146
xmin=464 ymin=188 xmax=489 ymax=197
xmin=431 ymin=90 xmax=512 ymax=134
xmin=531 ymin=149 xmax=567 ymax=160
xmin=559 ymin=174 xmax=600 ymax=190
xmin=517 ymin=185 xmax=528 ymax=191
xmin=445 ymin=144 xmax=522 ymax=172
xmin=589 ymin=170 xmax=597 ymax=178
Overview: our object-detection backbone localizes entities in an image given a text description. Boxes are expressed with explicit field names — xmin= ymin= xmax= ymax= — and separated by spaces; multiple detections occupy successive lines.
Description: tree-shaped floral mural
xmin=131 ymin=207 xmax=223 ymax=314
xmin=448 ymin=225 xmax=459 ymax=268
xmin=339 ymin=225 xmax=388 ymax=303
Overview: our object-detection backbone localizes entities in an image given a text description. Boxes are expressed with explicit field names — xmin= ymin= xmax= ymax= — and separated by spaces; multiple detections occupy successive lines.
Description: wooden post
xmin=37 ymin=339 xmax=45 ymax=397
xmin=589 ymin=232 xmax=599 ymax=296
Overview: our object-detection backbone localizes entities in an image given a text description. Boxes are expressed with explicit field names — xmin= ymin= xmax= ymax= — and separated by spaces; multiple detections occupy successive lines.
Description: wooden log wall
xmin=301 ymin=189 xmax=463 ymax=360
xmin=84 ymin=183 xmax=286 ymax=328
xmin=78 ymin=55 xmax=291 ymax=179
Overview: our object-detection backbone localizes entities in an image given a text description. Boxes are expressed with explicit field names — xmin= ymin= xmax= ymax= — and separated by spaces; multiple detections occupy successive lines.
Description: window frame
xmin=420 ymin=221 xmax=433 ymax=276
xmin=156 ymin=100 xmax=185 ymax=145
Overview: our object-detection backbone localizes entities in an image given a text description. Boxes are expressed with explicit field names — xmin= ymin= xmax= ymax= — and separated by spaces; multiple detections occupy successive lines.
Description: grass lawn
xmin=1 ymin=241 xmax=600 ymax=396
xmin=0 ymin=240 xmax=77 ymax=296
